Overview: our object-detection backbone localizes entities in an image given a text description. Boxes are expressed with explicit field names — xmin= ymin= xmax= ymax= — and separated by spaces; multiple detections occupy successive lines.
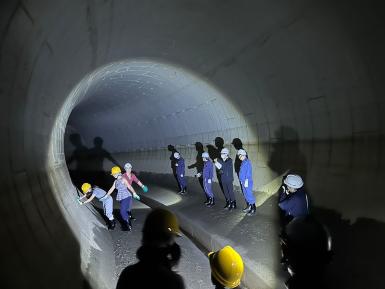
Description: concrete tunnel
xmin=0 ymin=1 xmax=384 ymax=289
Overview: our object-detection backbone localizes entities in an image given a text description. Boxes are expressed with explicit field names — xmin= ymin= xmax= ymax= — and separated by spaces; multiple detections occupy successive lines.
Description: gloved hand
xmin=208 ymin=179 xmax=212 ymax=184
xmin=175 ymin=163 xmax=178 ymax=167
xmin=195 ymin=173 xmax=202 ymax=178
xmin=77 ymin=197 xmax=83 ymax=205
xmin=133 ymin=193 xmax=140 ymax=200
xmin=180 ymin=174 xmax=184 ymax=178
xmin=142 ymin=185 xmax=148 ymax=193
xmin=244 ymin=179 xmax=249 ymax=188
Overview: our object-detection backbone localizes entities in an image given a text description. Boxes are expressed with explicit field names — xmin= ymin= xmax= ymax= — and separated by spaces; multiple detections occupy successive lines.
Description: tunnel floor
xmin=109 ymin=205 xmax=214 ymax=289
xmin=82 ymin=175 xmax=287 ymax=289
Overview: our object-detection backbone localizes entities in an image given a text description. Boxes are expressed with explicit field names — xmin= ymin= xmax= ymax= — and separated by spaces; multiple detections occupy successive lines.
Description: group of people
xmin=78 ymin=162 xmax=148 ymax=231
xmin=168 ymin=137 xmax=257 ymax=216
xmin=74 ymin=136 xmax=332 ymax=288
xmin=116 ymin=208 xmax=244 ymax=289
xmin=168 ymin=137 xmax=315 ymax=222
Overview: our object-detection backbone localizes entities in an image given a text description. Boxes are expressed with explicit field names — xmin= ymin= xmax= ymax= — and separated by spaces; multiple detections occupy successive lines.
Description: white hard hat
xmin=284 ymin=174 xmax=304 ymax=189
xmin=202 ymin=152 xmax=209 ymax=158
xmin=237 ymin=149 xmax=247 ymax=156
xmin=124 ymin=162 xmax=132 ymax=170
xmin=221 ymin=148 xmax=229 ymax=155
xmin=174 ymin=152 xmax=180 ymax=158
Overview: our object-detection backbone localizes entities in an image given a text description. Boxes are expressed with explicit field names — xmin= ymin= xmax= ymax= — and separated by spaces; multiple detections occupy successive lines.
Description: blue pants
xmin=242 ymin=181 xmax=255 ymax=204
xmin=102 ymin=196 xmax=114 ymax=220
xmin=222 ymin=181 xmax=235 ymax=201
xmin=119 ymin=196 xmax=132 ymax=222
xmin=203 ymin=179 xmax=214 ymax=198
xmin=177 ymin=174 xmax=187 ymax=190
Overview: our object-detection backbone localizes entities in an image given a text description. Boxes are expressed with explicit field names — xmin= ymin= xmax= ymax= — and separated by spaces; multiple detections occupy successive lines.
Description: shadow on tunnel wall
xmin=266 ymin=126 xmax=385 ymax=289
xmin=66 ymin=134 xmax=120 ymax=191
xmin=267 ymin=126 xmax=307 ymax=180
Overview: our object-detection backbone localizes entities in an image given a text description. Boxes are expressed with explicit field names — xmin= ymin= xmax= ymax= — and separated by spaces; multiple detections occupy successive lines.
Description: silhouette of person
xmin=168 ymin=145 xmax=180 ymax=190
xmin=280 ymin=216 xmax=332 ymax=289
xmin=66 ymin=133 xmax=92 ymax=189
xmin=213 ymin=137 xmax=225 ymax=195
xmin=116 ymin=208 xmax=185 ymax=289
xmin=188 ymin=142 xmax=205 ymax=191
xmin=89 ymin=137 xmax=120 ymax=188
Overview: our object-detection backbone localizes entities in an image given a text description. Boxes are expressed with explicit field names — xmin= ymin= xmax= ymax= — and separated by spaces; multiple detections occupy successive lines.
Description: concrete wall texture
xmin=0 ymin=0 xmax=384 ymax=288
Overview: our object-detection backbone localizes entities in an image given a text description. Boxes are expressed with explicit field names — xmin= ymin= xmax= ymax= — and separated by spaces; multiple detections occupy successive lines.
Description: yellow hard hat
xmin=143 ymin=208 xmax=181 ymax=238
xmin=111 ymin=166 xmax=121 ymax=175
xmin=81 ymin=183 xmax=92 ymax=194
xmin=208 ymin=246 xmax=244 ymax=288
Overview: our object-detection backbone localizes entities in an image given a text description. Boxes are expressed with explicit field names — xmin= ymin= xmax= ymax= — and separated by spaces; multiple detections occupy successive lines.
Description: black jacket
xmin=116 ymin=245 xmax=185 ymax=289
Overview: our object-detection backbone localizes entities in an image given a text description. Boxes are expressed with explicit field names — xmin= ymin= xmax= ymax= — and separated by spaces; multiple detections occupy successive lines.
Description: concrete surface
xmin=138 ymin=181 xmax=287 ymax=289
xmin=109 ymin=205 xmax=214 ymax=289
xmin=0 ymin=1 xmax=384 ymax=289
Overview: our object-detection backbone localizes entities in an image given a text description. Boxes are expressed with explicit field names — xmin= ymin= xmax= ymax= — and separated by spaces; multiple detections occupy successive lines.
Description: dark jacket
xmin=218 ymin=158 xmax=234 ymax=183
xmin=116 ymin=245 xmax=185 ymax=289
xmin=279 ymin=187 xmax=309 ymax=218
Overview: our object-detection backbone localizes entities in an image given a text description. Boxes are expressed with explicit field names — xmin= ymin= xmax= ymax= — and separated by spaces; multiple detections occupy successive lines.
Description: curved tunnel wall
xmin=0 ymin=1 xmax=384 ymax=289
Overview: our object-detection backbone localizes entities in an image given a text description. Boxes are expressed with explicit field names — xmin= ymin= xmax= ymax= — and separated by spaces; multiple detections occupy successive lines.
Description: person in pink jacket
xmin=122 ymin=162 xmax=149 ymax=221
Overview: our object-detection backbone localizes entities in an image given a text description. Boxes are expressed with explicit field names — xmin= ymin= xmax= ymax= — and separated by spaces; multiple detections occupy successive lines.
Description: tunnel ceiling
xmin=67 ymin=60 xmax=251 ymax=152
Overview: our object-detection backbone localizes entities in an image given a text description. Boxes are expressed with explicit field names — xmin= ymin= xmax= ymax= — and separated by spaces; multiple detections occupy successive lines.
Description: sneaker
xmin=228 ymin=201 xmax=236 ymax=211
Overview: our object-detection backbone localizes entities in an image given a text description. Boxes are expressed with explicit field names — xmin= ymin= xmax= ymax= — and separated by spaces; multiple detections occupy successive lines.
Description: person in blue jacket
xmin=78 ymin=182 xmax=116 ymax=230
xmin=238 ymin=149 xmax=256 ymax=216
xmin=278 ymin=174 xmax=309 ymax=225
xmin=174 ymin=152 xmax=187 ymax=194
xmin=201 ymin=152 xmax=215 ymax=207
xmin=214 ymin=148 xmax=236 ymax=210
